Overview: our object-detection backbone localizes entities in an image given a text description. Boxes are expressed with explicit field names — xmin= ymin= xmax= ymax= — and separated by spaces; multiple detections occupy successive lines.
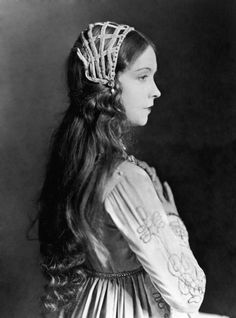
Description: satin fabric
xmin=59 ymin=160 xmax=206 ymax=318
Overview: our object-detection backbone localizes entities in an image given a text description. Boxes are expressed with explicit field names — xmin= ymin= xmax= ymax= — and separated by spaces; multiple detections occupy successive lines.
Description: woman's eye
xmin=138 ymin=75 xmax=148 ymax=81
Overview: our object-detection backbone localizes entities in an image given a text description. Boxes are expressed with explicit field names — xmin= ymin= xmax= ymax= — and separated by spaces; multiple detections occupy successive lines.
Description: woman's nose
xmin=150 ymin=80 xmax=161 ymax=99
xmin=154 ymin=86 xmax=161 ymax=98
xmin=151 ymin=82 xmax=161 ymax=99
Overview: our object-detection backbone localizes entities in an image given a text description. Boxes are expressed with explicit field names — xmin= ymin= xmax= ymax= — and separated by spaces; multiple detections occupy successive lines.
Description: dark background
xmin=0 ymin=0 xmax=235 ymax=317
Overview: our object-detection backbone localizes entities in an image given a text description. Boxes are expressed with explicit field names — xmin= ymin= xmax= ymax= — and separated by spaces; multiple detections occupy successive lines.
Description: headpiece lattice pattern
xmin=76 ymin=21 xmax=134 ymax=87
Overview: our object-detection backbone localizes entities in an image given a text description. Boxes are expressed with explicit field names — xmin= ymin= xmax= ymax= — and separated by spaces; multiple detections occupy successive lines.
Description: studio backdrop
xmin=0 ymin=0 xmax=235 ymax=317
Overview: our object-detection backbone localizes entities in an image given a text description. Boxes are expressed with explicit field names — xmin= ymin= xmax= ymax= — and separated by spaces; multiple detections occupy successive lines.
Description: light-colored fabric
xmin=63 ymin=160 xmax=206 ymax=318
xmin=105 ymin=161 xmax=206 ymax=313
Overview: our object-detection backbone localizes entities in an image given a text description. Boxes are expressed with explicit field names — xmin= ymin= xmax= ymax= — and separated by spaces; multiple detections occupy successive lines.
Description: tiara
xmin=76 ymin=21 xmax=134 ymax=88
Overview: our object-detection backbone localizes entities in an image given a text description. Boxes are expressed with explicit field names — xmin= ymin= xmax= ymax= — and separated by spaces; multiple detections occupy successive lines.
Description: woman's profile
xmin=38 ymin=21 xmax=206 ymax=318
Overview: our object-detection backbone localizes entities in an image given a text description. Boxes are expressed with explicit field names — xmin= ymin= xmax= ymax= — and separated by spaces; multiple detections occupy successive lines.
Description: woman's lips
xmin=144 ymin=105 xmax=153 ymax=110
xmin=144 ymin=107 xmax=152 ymax=114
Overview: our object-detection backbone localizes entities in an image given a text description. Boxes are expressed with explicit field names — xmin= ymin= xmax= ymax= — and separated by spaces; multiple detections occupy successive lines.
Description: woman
xmin=38 ymin=21 xmax=206 ymax=318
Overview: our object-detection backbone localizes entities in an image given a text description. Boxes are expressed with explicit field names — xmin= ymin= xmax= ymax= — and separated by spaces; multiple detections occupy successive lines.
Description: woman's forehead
xmin=129 ymin=46 xmax=157 ymax=72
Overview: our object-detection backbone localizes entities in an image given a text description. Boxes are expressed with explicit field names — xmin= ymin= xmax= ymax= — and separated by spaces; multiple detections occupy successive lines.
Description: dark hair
xmin=38 ymin=25 xmax=155 ymax=314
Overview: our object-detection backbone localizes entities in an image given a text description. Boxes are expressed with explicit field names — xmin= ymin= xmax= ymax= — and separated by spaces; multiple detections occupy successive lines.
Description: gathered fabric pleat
xmin=68 ymin=269 xmax=165 ymax=318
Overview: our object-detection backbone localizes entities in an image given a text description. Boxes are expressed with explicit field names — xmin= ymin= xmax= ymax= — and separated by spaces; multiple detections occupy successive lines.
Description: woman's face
xmin=118 ymin=45 xmax=161 ymax=126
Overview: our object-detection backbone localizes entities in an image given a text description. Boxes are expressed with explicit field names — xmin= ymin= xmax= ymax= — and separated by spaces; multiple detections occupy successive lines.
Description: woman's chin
xmin=136 ymin=117 xmax=148 ymax=127
xmin=128 ymin=116 xmax=148 ymax=127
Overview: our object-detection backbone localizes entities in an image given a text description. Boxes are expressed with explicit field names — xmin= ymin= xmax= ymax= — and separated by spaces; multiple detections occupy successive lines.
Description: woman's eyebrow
xmin=135 ymin=67 xmax=151 ymax=72
xmin=134 ymin=67 xmax=157 ymax=73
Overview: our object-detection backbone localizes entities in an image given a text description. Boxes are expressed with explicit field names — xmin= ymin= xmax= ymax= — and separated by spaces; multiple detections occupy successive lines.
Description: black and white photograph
xmin=0 ymin=0 xmax=235 ymax=317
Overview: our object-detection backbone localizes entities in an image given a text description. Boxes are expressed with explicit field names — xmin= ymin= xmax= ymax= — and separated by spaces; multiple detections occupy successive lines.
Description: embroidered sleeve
xmin=104 ymin=162 xmax=206 ymax=313
xmin=167 ymin=214 xmax=189 ymax=247
xmin=143 ymin=160 xmax=190 ymax=246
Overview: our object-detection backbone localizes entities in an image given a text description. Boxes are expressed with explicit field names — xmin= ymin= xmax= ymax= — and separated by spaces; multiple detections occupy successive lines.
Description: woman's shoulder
xmin=117 ymin=160 xmax=147 ymax=176
xmin=102 ymin=160 xmax=149 ymax=201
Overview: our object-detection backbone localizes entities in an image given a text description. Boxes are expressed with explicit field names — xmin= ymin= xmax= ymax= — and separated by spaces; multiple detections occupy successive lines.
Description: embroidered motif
xmin=136 ymin=207 xmax=165 ymax=243
xmin=168 ymin=253 xmax=206 ymax=304
xmin=168 ymin=216 xmax=189 ymax=246
xmin=153 ymin=291 xmax=170 ymax=318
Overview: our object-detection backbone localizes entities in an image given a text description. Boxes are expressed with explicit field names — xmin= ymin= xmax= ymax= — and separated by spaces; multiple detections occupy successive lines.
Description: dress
xmin=59 ymin=160 xmax=206 ymax=318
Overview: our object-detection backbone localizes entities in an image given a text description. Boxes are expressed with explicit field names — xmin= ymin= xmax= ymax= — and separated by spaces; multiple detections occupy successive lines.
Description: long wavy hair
xmin=38 ymin=24 xmax=155 ymax=314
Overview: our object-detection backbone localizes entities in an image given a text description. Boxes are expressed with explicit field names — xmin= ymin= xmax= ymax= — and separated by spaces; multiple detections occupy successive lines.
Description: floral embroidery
xmin=153 ymin=291 xmax=170 ymax=318
xmin=168 ymin=253 xmax=206 ymax=303
xmin=168 ymin=216 xmax=189 ymax=246
xmin=136 ymin=207 xmax=165 ymax=243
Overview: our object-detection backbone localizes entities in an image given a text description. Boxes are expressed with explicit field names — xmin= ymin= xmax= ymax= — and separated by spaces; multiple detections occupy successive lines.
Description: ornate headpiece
xmin=76 ymin=21 xmax=134 ymax=88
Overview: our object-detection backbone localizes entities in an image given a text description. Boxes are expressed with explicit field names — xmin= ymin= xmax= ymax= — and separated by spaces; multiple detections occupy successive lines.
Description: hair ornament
xmin=76 ymin=21 xmax=134 ymax=87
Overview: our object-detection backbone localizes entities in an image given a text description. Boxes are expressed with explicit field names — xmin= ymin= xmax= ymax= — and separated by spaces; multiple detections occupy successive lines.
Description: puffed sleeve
xmin=133 ymin=158 xmax=190 ymax=247
xmin=104 ymin=161 xmax=206 ymax=313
